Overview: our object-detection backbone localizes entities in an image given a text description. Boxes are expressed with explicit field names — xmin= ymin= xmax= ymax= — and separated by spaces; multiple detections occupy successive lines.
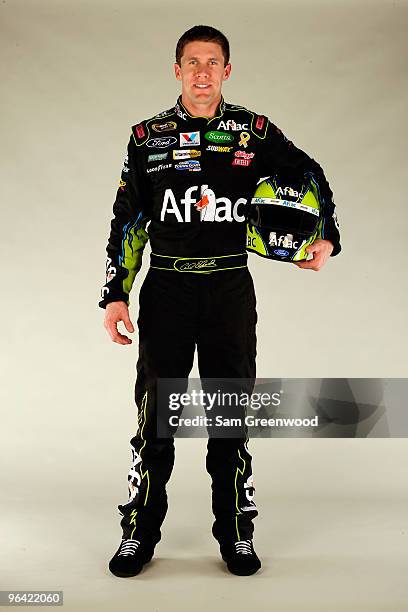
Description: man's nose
xmin=195 ymin=64 xmax=210 ymax=77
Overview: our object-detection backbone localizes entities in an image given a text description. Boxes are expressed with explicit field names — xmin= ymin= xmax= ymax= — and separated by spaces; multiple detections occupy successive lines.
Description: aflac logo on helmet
xmin=246 ymin=173 xmax=322 ymax=262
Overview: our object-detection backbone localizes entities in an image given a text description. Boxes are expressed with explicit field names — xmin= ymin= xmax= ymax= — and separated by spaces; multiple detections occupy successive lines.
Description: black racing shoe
xmin=220 ymin=539 xmax=261 ymax=576
xmin=108 ymin=538 xmax=155 ymax=578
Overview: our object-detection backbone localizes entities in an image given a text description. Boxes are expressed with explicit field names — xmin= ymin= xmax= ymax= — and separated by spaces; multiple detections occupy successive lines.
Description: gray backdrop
xmin=1 ymin=1 xmax=407 ymax=610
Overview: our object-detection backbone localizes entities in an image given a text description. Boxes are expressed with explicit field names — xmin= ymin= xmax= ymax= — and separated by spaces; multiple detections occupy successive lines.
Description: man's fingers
xmin=113 ymin=332 xmax=132 ymax=345
xmin=123 ymin=316 xmax=135 ymax=334
xmin=294 ymin=255 xmax=323 ymax=271
xmin=105 ymin=321 xmax=133 ymax=344
xmin=104 ymin=317 xmax=133 ymax=344
xmin=293 ymin=239 xmax=333 ymax=271
xmin=103 ymin=302 xmax=135 ymax=345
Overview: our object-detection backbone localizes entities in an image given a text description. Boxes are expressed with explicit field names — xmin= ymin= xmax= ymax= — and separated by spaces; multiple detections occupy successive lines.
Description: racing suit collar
xmin=175 ymin=94 xmax=226 ymax=122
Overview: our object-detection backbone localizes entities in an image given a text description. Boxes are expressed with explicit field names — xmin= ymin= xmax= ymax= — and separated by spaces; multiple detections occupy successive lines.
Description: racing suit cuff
xmin=328 ymin=240 xmax=341 ymax=257
xmin=98 ymin=294 xmax=130 ymax=310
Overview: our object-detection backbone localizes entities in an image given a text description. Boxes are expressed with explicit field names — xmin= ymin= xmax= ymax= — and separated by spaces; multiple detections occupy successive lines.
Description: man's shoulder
xmin=223 ymin=101 xmax=269 ymax=139
xmin=130 ymin=104 xmax=178 ymax=147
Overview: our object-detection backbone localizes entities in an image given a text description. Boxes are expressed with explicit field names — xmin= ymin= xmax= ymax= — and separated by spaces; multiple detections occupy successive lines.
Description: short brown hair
xmin=175 ymin=25 xmax=230 ymax=67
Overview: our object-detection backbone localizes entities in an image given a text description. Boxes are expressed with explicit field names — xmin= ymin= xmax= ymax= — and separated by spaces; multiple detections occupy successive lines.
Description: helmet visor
xmin=248 ymin=198 xmax=320 ymax=235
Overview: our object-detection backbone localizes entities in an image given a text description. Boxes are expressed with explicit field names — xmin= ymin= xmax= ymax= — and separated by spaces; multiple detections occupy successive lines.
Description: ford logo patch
xmin=146 ymin=136 xmax=177 ymax=148
xmin=273 ymin=249 xmax=289 ymax=257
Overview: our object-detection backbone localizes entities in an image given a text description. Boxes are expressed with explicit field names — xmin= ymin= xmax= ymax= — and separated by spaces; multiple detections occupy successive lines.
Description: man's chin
xmin=190 ymin=90 xmax=216 ymax=105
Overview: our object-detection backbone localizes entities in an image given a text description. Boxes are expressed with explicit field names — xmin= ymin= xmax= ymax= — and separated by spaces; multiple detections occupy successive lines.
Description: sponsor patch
xmin=238 ymin=132 xmax=251 ymax=148
xmin=122 ymin=153 xmax=129 ymax=173
xmin=135 ymin=124 xmax=145 ymax=139
xmin=146 ymin=163 xmax=172 ymax=173
xmin=217 ymin=119 xmax=249 ymax=131
xmin=269 ymin=233 xmax=299 ymax=249
xmin=234 ymin=150 xmax=255 ymax=159
xmin=175 ymin=103 xmax=188 ymax=120
xmin=180 ymin=132 xmax=200 ymax=147
xmin=206 ymin=145 xmax=233 ymax=153
xmin=232 ymin=157 xmax=252 ymax=167
xmin=105 ymin=257 xmax=116 ymax=283
xmin=118 ymin=179 xmax=126 ymax=191
xmin=175 ymin=160 xmax=201 ymax=172
xmin=273 ymin=249 xmax=289 ymax=257
xmin=153 ymin=109 xmax=172 ymax=119
xmin=276 ymin=186 xmax=303 ymax=198
xmin=146 ymin=136 xmax=177 ymax=149
xmin=161 ymin=185 xmax=247 ymax=223
xmin=173 ymin=149 xmax=201 ymax=160
xmin=148 ymin=152 xmax=168 ymax=162
xmin=195 ymin=194 xmax=210 ymax=210
xmin=205 ymin=131 xmax=234 ymax=143
xmin=255 ymin=116 xmax=265 ymax=130
xmin=152 ymin=121 xmax=177 ymax=132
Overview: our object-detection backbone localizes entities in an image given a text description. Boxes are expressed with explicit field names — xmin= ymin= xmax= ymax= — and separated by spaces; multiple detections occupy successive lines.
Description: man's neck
xmin=180 ymin=93 xmax=222 ymax=119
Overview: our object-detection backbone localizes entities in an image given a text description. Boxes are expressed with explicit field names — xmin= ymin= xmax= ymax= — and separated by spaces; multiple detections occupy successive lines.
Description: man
xmin=99 ymin=25 xmax=341 ymax=578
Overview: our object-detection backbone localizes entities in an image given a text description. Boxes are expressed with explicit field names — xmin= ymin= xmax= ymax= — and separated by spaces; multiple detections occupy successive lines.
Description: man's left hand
xmin=294 ymin=239 xmax=334 ymax=271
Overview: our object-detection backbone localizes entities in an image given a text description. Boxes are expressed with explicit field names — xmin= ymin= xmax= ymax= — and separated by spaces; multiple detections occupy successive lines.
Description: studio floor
xmin=1 ymin=439 xmax=407 ymax=612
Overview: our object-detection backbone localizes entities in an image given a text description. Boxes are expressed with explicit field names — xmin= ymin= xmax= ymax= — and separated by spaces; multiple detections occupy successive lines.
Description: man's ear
xmin=223 ymin=63 xmax=232 ymax=81
xmin=174 ymin=62 xmax=182 ymax=81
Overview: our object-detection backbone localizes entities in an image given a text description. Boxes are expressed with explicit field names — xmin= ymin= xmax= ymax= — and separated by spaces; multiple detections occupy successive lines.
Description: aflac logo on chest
xmin=217 ymin=119 xmax=249 ymax=131
xmin=160 ymin=185 xmax=246 ymax=223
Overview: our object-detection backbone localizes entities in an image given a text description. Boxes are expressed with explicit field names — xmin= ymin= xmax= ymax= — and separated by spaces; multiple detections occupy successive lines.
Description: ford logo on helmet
xmin=273 ymin=249 xmax=289 ymax=257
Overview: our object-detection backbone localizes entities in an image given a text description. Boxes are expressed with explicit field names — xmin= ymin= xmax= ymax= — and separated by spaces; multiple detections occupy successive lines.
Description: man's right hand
xmin=104 ymin=301 xmax=135 ymax=345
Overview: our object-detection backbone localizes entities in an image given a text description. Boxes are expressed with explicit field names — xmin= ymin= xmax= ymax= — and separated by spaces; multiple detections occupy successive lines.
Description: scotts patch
xmin=152 ymin=121 xmax=177 ymax=132
xmin=146 ymin=136 xmax=177 ymax=148
xmin=205 ymin=131 xmax=234 ymax=143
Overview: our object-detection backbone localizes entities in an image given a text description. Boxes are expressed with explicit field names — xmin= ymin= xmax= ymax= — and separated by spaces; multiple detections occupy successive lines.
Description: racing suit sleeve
xmin=259 ymin=119 xmax=341 ymax=256
xmin=98 ymin=132 xmax=150 ymax=309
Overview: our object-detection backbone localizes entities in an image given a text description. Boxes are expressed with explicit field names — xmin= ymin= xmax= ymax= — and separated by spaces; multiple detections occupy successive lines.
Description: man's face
xmin=174 ymin=40 xmax=231 ymax=109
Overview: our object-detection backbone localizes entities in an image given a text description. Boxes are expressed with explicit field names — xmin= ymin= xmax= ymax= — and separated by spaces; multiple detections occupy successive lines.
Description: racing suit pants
xmin=118 ymin=265 xmax=258 ymax=547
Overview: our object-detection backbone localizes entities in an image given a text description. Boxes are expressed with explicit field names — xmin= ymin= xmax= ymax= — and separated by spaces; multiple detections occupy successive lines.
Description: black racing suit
xmin=99 ymin=95 xmax=341 ymax=547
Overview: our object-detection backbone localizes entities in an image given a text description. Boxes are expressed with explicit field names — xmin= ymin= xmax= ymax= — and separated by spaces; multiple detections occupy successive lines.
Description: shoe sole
xmin=221 ymin=555 xmax=261 ymax=576
xmin=109 ymin=552 xmax=154 ymax=578
xmin=225 ymin=563 xmax=261 ymax=576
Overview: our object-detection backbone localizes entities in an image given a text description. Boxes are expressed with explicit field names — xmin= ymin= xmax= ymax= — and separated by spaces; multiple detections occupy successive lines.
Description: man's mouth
xmin=194 ymin=84 xmax=211 ymax=89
